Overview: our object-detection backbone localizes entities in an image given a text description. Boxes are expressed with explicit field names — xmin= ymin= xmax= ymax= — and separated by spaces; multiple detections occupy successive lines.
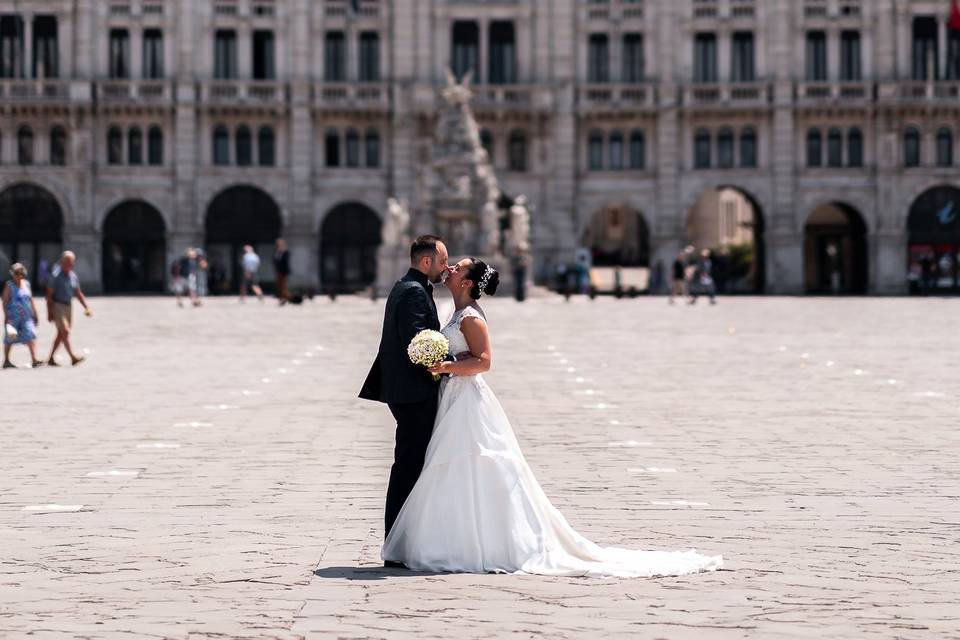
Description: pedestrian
xmin=273 ymin=238 xmax=291 ymax=305
xmin=669 ymin=251 xmax=688 ymax=304
xmin=690 ymin=249 xmax=717 ymax=305
xmin=3 ymin=263 xmax=42 ymax=369
xmin=173 ymin=249 xmax=200 ymax=307
xmin=512 ymin=251 xmax=529 ymax=302
xmin=196 ymin=248 xmax=209 ymax=298
xmin=240 ymin=244 xmax=264 ymax=302
xmin=45 ymin=251 xmax=92 ymax=367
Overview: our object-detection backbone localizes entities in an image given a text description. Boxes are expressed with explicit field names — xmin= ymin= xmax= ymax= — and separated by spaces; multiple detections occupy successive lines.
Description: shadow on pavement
xmin=313 ymin=566 xmax=448 ymax=580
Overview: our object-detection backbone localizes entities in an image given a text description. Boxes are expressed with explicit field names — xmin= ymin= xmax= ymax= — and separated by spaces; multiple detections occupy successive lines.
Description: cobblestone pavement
xmin=2 ymin=295 xmax=958 ymax=639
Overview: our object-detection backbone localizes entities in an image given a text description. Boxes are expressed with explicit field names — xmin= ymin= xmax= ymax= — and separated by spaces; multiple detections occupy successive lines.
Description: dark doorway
xmin=0 ymin=183 xmax=63 ymax=291
xmin=583 ymin=205 xmax=650 ymax=267
xmin=907 ymin=185 xmax=960 ymax=294
xmin=803 ymin=203 xmax=868 ymax=294
xmin=319 ymin=202 xmax=381 ymax=294
xmin=687 ymin=187 xmax=765 ymax=293
xmin=205 ymin=186 xmax=282 ymax=293
xmin=102 ymin=200 xmax=166 ymax=293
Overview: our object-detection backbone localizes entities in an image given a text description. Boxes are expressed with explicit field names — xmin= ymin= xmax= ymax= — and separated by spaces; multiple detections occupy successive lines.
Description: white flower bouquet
xmin=407 ymin=329 xmax=450 ymax=381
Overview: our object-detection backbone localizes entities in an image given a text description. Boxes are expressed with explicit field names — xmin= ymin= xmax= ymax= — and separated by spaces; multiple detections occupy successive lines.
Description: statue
xmin=383 ymin=197 xmax=411 ymax=248
xmin=509 ymin=195 xmax=531 ymax=255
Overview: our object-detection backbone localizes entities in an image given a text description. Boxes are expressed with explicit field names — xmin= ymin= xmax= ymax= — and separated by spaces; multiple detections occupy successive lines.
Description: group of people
xmin=171 ymin=240 xmax=292 ymax=306
xmin=3 ymin=251 xmax=92 ymax=369
xmin=670 ymin=246 xmax=717 ymax=305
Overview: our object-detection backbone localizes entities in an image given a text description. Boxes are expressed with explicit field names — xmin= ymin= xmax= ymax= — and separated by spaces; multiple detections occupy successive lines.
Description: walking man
xmin=669 ymin=251 xmax=687 ymax=304
xmin=273 ymin=239 xmax=291 ymax=305
xmin=46 ymin=251 xmax=92 ymax=366
xmin=240 ymin=245 xmax=264 ymax=302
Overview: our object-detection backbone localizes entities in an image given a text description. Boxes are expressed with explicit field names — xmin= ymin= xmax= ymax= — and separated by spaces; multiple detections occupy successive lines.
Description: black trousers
xmin=385 ymin=395 xmax=438 ymax=537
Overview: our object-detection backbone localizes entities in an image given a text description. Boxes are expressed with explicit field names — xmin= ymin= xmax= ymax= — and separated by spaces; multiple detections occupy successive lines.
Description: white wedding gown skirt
xmin=382 ymin=374 xmax=723 ymax=577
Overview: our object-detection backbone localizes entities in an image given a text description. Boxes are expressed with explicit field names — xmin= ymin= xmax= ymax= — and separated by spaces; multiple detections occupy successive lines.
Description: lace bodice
xmin=442 ymin=305 xmax=485 ymax=357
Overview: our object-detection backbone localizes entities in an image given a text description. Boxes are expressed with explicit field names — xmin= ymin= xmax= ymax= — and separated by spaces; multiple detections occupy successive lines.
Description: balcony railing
xmin=796 ymin=81 xmax=872 ymax=103
xmin=201 ymin=80 xmax=288 ymax=104
xmin=97 ymin=80 xmax=173 ymax=102
xmin=578 ymin=83 xmax=656 ymax=109
xmin=882 ymin=81 xmax=960 ymax=101
xmin=314 ymin=82 xmax=390 ymax=110
xmin=0 ymin=79 xmax=71 ymax=101
xmin=472 ymin=85 xmax=553 ymax=112
xmin=682 ymin=82 xmax=770 ymax=106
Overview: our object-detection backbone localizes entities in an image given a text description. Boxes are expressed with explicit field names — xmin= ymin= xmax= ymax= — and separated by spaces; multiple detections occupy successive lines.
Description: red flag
xmin=950 ymin=0 xmax=960 ymax=31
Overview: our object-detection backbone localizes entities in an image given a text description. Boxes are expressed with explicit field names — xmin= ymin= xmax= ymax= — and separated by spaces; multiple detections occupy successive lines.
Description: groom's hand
xmin=429 ymin=361 xmax=454 ymax=376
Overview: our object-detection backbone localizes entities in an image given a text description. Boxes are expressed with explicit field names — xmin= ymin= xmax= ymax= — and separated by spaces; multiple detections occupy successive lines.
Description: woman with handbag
xmin=3 ymin=263 xmax=42 ymax=369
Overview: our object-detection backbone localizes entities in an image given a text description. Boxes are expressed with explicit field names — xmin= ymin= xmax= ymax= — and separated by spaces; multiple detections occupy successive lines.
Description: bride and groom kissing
xmin=359 ymin=235 xmax=723 ymax=577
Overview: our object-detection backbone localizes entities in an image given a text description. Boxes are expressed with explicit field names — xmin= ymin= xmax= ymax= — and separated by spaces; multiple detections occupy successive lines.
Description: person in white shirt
xmin=240 ymin=245 xmax=264 ymax=303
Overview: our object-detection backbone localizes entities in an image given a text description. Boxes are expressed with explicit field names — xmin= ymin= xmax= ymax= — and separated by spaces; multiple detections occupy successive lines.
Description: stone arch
xmin=319 ymin=201 xmax=382 ymax=294
xmin=101 ymin=200 xmax=167 ymax=293
xmin=0 ymin=182 xmax=65 ymax=288
xmin=906 ymin=184 xmax=960 ymax=294
xmin=803 ymin=202 xmax=868 ymax=294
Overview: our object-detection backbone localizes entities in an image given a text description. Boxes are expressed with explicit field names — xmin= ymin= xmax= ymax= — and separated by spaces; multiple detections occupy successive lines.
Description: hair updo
xmin=465 ymin=258 xmax=500 ymax=300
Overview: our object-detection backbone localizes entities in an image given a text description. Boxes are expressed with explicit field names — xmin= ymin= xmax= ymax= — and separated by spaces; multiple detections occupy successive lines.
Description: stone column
xmin=170 ymin=0 xmax=201 ymax=270
xmin=289 ymin=0 xmax=316 ymax=289
xmin=24 ymin=14 xmax=34 ymax=79
xmin=651 ymin=0 xmax=682 ymax=272
xmin=131 ymin=27 xmax=143 ymax=79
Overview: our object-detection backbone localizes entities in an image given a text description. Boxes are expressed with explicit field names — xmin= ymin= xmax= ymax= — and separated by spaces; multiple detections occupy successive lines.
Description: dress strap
xmin=455 ymin=305 xmax=485 ymax=325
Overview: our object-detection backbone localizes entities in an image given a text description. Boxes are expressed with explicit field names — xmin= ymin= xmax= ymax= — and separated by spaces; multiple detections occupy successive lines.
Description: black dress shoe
xmin=383 ymin=560 xmax=406 ymax=569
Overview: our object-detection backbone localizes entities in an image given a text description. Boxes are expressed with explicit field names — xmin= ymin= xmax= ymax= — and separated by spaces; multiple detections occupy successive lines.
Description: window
xmin=694 ymin=128 xmax=711 ymax=168
xmin=258 ymin=126 xmax=275 ymax=166
xmin=588 ymin=130 xmax=604 ymax=170
xmin=609 ymin=131 xmax=624 ymax=170
xmin=717 ymin=128 xmax=734 ymax=168
xmin=325 ymin=129 xmax=340 ymax=167
xmin=50 ymin=126 xmax=66 ymax=166
xmin=840 ymin=31 xmax=861 ymax=81
xmin=622 ymin=34 xmax=644 ymax=83
xmin=214 ymin=30 xmax=237 ymax=79
xmin=904 ymin=127 xmax=921 ymax=167
xmin=148 ymin=126 xmax=163 ymax=165
xmin=629 ymin=130 xmax=645 ymax=169
xmin=108 ymin=126 xmax=123 ymax=165
xmin=948 ymin=31 xmax=960 ymax=80
xmin=15 ymin=126 xmax=32 ymax=165
xmin=213 ymin=125 xmax=229 ymax=165
xmin=588 ymin=34 xmax=609 ymax=82
xmin=806 ymin=31 xmax=827 ymax=81
xmin=489 ymin=21 xmax=516 ymax=84
xmin=0 ymin=16 xmax=25 ymax=78
xmin=253 ymin=30 xmax=275 ymax=80
xmin=128 ymin=127 xmax=143 ymax=165
xmin=731 ymin=32 xmax=755 ymax=82
xmin=143 ymin=29 xmax=163 ymax=79
xmin=325 ymin=31 xmax=346 ymax=81
xmin=480 ymin=129 xmax=494 ymax=163
xmin=345 ymin=129 xmax=360 ymax=167
xmin=806 ymin=129 xmax=822 ymax=167
xmin=33 ymin=16 xmax=59 ymax=79
xmin=452 ymin=21 xmax=479 ymax=81
xmin=827 ymin=128 xmax=843 ymax=167
xmin=847 ymin=128 xmax=863 ymax=167
xmin=912 ymin=17 xmax=938 ymax=81
xmin=235 ymin=125 xmax=252 ymax=166
xmin=508 ymin=130 xmax=527 ymax=172
xmin=365 ymin=129 xmax=380 ymax=168
xmin=359 ymin=32 xmax=380 ymax=82
xmin=109 ymin=29 xmax=130 ymax=78
xmin=937 ymin=128 xmax=953 ymax=167
xmin=694 ymin=33 xmax=717 ymax=82
xmin=740 ymin=127 xmax=757 ymax=168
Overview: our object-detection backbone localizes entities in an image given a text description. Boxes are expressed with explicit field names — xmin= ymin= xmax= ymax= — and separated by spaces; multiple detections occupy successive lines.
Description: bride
xmin=382 ymin=257 xmax=723 ymax=577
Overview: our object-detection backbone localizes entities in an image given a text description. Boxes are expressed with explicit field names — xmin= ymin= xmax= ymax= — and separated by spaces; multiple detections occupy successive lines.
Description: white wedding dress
xmin=382 ymin=306 xmax=723 ymax=577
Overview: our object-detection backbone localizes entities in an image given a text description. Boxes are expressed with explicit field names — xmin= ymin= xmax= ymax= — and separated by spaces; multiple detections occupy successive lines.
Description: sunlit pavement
xmin=2 ymin=295 xmax=958 ymax=638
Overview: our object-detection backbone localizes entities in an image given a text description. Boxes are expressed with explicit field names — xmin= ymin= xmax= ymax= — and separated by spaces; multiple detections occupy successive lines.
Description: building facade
xmin=1 ymin=0 xmax=960 ymax=294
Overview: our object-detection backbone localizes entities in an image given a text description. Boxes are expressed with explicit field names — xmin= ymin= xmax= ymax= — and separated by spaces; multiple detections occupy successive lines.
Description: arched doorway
xmin=907 ymin=185 xmax=960 ymax=294
xmin=687 ymin=187 xmax=765 ymax=293
xmin=583 ymin=205 xmax=650 ymax=267
xmin=319 ymin=202 xmax=381 ymax=294
xmin=0 ymin=183 xmax=63 ymax=291
xmin=803 ymin=203 xmax=868 ymax=294
xmin=102 ymin=201 xmax=167 ymax=293
xmin=205 ymin=186 xmax=282 ymax=293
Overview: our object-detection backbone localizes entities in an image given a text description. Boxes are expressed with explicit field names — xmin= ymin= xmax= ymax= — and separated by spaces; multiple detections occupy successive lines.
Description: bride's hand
xmin=429 ymin=361 xmax=454 ymax=376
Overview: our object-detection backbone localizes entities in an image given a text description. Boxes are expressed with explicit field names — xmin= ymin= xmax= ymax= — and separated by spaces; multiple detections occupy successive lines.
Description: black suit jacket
xmin=359 ymin=269 xmax=441 ymax=405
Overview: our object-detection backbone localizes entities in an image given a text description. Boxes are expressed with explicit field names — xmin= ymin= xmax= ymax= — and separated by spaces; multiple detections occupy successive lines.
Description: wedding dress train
xmin=382 ymin=306 xmax=723 ymax=577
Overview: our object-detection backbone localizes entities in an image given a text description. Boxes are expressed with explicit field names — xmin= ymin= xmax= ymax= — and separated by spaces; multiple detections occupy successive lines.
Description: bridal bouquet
xmin=407 ymin=329 xmax=449 ymax=381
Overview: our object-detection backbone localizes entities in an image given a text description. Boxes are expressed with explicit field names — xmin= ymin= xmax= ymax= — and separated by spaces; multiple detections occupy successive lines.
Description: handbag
xmin=4 ymin=323 xmax=17 ymax=340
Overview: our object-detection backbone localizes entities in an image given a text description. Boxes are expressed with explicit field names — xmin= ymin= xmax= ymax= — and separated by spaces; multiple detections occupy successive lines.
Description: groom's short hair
xmin=410 ymin=235 xmax=442 ymax=263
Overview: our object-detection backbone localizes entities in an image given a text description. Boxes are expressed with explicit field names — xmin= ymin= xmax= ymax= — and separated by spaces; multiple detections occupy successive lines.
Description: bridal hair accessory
xmin=477 ymin=266 xmax=494 ymax=294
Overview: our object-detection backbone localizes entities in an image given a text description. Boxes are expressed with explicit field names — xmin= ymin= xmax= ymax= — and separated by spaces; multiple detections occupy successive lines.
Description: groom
xmin=359 ymin=235 xmax=449 ymax=546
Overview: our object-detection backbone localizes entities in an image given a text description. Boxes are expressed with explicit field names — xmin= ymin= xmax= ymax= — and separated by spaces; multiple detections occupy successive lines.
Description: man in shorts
xmin=46 ymin=251 xmax=92 ymax=366
xmin=240 ymin=245 xmax=264 ymax=302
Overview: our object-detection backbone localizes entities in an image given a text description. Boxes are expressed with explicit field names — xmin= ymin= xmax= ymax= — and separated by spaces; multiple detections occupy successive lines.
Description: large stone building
xmin=2 ymin=0 xmax=960 ymax=294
